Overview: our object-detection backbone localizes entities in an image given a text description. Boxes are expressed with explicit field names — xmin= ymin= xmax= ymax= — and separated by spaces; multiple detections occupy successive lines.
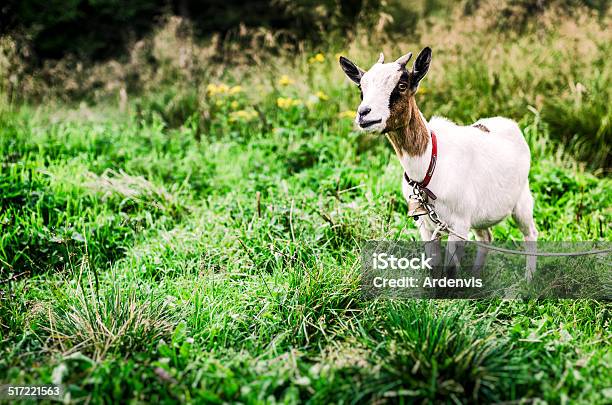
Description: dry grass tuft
xmin=86 ymin=169 xmax=186 ymax=215
xmin=43 ymin=263 xmax=175 ymax=361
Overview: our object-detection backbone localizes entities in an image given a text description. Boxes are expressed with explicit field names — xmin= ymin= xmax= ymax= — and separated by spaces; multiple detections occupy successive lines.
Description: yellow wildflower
xmin=278 ymin=75 xmax=294 ymax=86
xmin=230 ymin=100 xmax=240 ymax=109
xmin=417 ymin=86 xmax=427 ymax=95
xmin=207 ymin=83 xmax=230 ymax=96
xmin=229 ymin=85 xmax=242 ymax=94
xmin=206 ymin=83 xmax=217 ymax=93
xmin=338 ymin=110 xmax=355 ymax=119
xmin=229 ymin=109 xmax=258 ymax=122
xmin=315 ymin=91 xmax=329 ymax=101
xmin=277 ymin=97 xmax=288 ymax=108
xmin=277 ymin=97 xmax=302 ymax=109
xmin=308 ymin=53 xmax=325 ymax=64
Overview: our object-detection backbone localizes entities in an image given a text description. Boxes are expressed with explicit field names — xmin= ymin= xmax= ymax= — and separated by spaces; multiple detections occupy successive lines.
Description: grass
xmin=1 ymin=3 xmax=611 ymax=403
xmin=1 ymin=95 xmax=610 ymax=402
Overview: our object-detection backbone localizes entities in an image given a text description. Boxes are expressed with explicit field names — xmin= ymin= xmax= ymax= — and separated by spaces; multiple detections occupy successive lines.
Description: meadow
xmin=1 ymin=3 xmax=611 ymax=403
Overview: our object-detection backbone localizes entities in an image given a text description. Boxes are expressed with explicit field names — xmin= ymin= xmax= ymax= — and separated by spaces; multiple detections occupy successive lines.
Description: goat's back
xmin=426 ymin=116 xmax=531 ymax=227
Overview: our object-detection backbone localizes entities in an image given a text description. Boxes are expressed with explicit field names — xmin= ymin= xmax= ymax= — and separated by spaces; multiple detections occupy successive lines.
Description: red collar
xmin=404 ymin=130 xmax=438 ymax=200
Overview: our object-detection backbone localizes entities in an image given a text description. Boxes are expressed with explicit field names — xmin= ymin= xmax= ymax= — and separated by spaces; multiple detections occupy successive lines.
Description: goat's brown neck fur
xmin=385 ymin=96 xmax=429 ymax=157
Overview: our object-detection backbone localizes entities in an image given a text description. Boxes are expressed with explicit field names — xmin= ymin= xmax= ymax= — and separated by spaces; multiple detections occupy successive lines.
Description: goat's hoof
xmin=471 ymin=265 xmax=483 ymax=278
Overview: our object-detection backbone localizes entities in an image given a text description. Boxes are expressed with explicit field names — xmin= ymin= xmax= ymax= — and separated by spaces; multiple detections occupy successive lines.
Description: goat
xmin=339 ymin=48 xmax=538 ymax=279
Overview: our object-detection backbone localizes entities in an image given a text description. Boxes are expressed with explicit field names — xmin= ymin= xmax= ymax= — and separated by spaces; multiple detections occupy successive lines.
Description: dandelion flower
xmin=230 ymin=100 xmax=239 ymax=109
xmin=278 ymin=75 xmax=294 ymax=86
xmin=315 ymin=91 xmax=329 ymax=101
xmin=277 ymin=97 xmax=289 ymax=108
xmin=277 ymin=97 xmax=301 ymax=109
xmin=207 ymin=83 xmax=230 ymax=96
xmin=338 ymin=110 xmax=355 ymax=119
xmin=229 ymin=109 xmax=258 ymax=122
xmin=206 ymin=83 xmax=218 ymax=95
xmin=229 ymin=85 xmax=243 ymax=94
xmin=308 ymin=53 xmax=325 ymax=64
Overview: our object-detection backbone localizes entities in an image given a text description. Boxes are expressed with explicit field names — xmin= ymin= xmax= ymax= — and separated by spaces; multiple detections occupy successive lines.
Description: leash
xmin=404 ymin=129 xmax=610 ymax=257
xmin=408 ymin=183 xmax=611 ymax=257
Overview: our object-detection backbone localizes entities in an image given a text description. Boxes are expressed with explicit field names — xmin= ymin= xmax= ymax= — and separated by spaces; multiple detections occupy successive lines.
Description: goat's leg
xmin=416 ymin=217 xmax=442 ymax=271
xmin=444 ymin=223 xmax=469 ymax=277
xmin=473 ymin=228 xmax=492 ymax=277
xmin=512 ymin=185 xmax=538 ymax=281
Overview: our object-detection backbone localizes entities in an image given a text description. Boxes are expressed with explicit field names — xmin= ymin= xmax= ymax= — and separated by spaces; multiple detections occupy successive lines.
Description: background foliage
xmin=2 ymin=0 xmax=610 ymax=168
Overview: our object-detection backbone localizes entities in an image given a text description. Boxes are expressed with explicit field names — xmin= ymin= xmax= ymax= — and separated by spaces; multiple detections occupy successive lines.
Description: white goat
xmin=339 ymin=48 xmax=538 ymax=278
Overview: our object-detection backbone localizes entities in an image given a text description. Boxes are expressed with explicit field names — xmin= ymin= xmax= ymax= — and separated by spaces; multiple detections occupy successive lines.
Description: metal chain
xmin=409 ymin=184 xmax=612 ymax=257
xmin=410 ymin=183 xmax=445 ymax=228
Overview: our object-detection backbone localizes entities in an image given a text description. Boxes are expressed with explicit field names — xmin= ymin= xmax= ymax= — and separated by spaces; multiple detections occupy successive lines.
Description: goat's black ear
xmin=410 ymin=47 xmax=432 ymax=91
xmin=339 ymin=56 xmax=364 ymax=85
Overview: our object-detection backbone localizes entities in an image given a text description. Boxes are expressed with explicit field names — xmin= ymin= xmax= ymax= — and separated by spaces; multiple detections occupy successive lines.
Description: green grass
xmin=1 ymin=90 xmax=610 ymax=403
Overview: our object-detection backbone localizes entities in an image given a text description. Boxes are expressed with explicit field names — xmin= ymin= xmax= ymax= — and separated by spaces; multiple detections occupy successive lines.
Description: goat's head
xmin=339 ymin=47 xmax=432 ymax=133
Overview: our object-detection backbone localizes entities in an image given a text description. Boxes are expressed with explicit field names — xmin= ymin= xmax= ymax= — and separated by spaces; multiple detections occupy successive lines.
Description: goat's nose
xmin=358 ymin=106 xmax=371 ymax=117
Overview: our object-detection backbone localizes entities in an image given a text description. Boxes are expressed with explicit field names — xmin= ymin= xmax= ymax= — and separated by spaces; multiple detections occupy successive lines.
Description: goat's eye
xmin=398 ymin=82 xmax=408 ymax=92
